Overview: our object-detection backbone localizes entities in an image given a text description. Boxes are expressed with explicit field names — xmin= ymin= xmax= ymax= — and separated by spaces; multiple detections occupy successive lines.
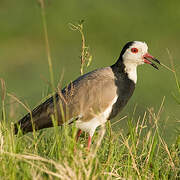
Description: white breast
xmin=75 ymin=96 xmax=118 ymax=137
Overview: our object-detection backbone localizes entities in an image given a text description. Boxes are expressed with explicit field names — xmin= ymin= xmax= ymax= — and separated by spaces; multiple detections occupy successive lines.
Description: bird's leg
xmin=74 ymin=129 xmax=82 ymax=153
xmin=76 ymin=130 xmax=92 ymax=151
xmin=87 ymin=135 xmax=92 ymax=151
xmin=76 ymin=129 xmax=82 ymax=142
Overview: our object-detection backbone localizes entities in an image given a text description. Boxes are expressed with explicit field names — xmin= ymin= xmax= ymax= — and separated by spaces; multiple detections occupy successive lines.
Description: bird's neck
xmin=123 ymin=61 xmax=137 ymax=83
xmin=111 ymin=57 xmax=137 ymax=84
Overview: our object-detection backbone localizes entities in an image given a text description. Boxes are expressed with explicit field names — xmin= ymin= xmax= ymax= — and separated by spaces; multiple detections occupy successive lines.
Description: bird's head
xmin=121 ymin=41 xmax=160 ymax=69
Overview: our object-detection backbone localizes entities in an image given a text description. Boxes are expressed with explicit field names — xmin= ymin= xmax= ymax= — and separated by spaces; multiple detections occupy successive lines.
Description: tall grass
xmin=0 ymin=103 xmax=180 ymax=179
xmin=0 ymin=1 xmax=179 ymax=179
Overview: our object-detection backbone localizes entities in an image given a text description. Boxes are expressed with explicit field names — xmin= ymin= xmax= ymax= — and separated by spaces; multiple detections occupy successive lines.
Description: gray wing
xmin=61 ymin=67 xmax=117 ymax=122
xmin=14 ymin=67 xmax=117 ymax=134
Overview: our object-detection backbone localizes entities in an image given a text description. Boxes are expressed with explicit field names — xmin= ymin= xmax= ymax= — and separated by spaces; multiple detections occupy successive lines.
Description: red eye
xmin=131 ymin=48 xmax=138 ymax=53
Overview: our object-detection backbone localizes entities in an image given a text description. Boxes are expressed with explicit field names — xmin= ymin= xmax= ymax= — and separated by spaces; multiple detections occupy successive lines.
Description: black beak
xmin=143 ymin=53 xmax=160 ymax=70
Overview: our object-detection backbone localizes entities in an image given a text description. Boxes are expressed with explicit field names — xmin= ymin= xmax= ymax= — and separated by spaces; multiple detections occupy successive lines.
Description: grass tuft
xmin=0 ymin=109 xmax=180 ymax=179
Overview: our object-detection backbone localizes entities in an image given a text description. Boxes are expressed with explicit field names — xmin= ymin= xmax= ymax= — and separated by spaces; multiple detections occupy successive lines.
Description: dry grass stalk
xmin=69 ymin=21 xmax=92 ymax=75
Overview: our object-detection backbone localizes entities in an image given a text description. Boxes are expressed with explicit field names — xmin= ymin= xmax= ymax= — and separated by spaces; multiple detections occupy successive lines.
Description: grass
xmin=0 ymin=105 xmax=180 ymax=179
xmin=0 ymin=1 xmax=180 ymax=179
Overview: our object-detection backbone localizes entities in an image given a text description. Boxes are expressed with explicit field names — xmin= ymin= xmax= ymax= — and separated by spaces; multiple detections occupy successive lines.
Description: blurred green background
xmin=0 ymin=0 xmax=179 ymax=143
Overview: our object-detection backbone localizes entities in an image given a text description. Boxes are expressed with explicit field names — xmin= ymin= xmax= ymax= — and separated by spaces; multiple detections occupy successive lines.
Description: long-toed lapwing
xmin=14 ymin=41 xmax=160 ymax=150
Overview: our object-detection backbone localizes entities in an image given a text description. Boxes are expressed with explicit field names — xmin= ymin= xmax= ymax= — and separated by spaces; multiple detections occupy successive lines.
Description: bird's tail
xmin=14 ymin=95 xmax=58 ymax=135
xmin=14 ymin=111 xmax=54 ymax=135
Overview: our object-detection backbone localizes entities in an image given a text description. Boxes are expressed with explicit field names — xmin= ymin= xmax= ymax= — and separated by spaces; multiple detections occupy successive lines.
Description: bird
xmin=14 ymin=41 xmax=160 ymax=150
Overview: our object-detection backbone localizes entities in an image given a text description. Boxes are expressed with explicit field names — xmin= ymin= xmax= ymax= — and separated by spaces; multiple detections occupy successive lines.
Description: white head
xmin=118 ymin=41 xmax=160 ymax=83
xmin=122 ymin=41 xmax=148 ymax=66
